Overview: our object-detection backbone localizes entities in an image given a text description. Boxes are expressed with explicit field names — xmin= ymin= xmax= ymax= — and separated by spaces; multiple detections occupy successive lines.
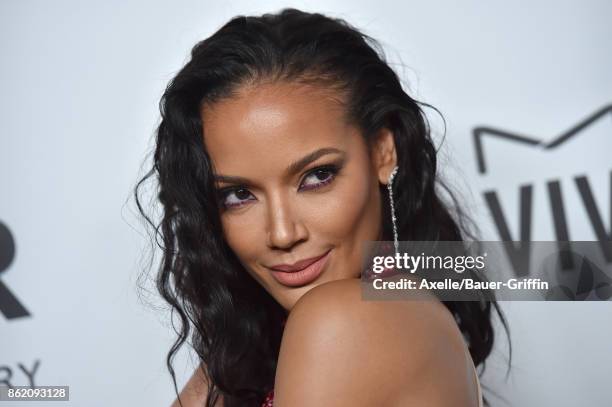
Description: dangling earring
xmin=387 ymin=166 xmax=399 ymax=255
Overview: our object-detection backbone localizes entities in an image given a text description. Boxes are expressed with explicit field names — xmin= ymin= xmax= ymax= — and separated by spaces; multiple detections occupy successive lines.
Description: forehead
xmin=201 ymin=82 xmax=357 ymax=173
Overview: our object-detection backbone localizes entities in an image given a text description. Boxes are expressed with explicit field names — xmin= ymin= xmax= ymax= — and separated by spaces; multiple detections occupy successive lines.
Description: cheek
xmin=221 ymin=215 xmax=262 ymax=266
xmin=318 ymin=163 xmax=382 ymax=279
xmin=316 ymin=166 xmax=380 ymax=241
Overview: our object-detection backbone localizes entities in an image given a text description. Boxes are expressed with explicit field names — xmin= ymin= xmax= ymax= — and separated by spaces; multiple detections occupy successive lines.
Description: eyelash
xmin=217 ymin=164 xmax=341 ymax=210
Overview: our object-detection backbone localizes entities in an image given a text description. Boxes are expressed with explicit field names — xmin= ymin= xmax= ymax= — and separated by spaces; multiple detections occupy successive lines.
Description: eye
xmin=218 ymin=187 xmax=255 ymax=209
xmin=217 ymin=164 xmax=341 ymax=210
xmin=299 ymin=165 xmax=339 ymax=191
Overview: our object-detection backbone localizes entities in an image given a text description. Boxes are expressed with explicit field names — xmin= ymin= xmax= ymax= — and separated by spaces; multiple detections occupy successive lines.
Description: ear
xmin=371 ymin=127 xmax=398 ymax=185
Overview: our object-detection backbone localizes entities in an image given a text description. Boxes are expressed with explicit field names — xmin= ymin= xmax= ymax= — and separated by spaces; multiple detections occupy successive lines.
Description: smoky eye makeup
xmin=215 ymin=157 xmax=346 ymax=210
xmin=298 ymin=163 xmax=342 ymax=191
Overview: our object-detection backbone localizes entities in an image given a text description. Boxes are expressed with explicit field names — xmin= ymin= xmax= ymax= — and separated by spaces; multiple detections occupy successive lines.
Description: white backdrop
xmin=1 ymin=1 xmax=611 ymax=406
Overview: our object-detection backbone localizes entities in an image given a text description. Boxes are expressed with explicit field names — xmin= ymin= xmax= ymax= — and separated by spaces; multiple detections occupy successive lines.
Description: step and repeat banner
xmin=1 ymin=1 xmax=610 ymax=406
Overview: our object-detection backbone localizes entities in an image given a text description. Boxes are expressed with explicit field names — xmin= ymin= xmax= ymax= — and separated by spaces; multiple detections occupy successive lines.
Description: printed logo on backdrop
xmin=472 ymin=104 xmax=612 ymax=299
xmin=0 ymin=221 xmax=30 ymax=319
xmin=0 ymin=360 xmax=40 ymax=389
xmin=0 ymin=222 xmax=43 ymax=390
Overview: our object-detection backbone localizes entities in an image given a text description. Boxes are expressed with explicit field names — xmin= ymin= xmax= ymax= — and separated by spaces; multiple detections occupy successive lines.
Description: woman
xmin=135 ymin=8 xmax=510 ymax=407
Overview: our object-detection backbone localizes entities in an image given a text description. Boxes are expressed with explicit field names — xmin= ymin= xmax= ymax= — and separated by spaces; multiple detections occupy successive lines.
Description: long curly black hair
xmin=134 ymin=8 xmax=511 ymax=407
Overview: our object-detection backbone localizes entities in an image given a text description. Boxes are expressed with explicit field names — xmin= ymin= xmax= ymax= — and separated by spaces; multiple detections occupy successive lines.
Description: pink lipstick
xmin=269 ymin=249 xmax=331 ymax=287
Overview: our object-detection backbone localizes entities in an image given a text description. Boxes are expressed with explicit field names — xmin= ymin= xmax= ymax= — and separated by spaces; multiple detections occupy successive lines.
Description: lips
xmin=269 ymin=251 xmax=330 ymax=272
xmin=268 ymin=249 xmax=332 ymax=287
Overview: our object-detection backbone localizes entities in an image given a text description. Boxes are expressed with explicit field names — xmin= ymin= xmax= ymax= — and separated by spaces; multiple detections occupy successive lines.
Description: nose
xmin=265 ymin=192 xmax=308 ymax=250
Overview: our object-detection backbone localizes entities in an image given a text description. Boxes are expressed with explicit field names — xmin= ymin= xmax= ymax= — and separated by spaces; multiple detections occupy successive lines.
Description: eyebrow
xmin=214 ymin=147 xmax=345 ymax=185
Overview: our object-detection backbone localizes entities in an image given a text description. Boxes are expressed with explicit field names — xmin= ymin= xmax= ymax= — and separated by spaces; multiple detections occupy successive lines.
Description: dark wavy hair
xmin=134 ymin=8 xmax=511 ymax=407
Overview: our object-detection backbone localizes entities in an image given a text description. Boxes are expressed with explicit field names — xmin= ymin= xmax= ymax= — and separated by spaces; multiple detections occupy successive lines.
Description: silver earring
xmin=387 ymin=166 xmax=399 ymax=255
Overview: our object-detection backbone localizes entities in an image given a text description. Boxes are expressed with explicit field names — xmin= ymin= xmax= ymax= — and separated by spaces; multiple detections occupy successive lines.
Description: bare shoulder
xmin=286 ymin=278 xmax=463 ymax=351
xmin=274 ymin=278 xmax=478 ymax=406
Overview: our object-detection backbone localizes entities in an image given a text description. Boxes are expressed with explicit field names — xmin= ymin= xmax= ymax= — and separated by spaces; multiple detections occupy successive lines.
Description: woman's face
xmin=202 ymin=81 xmax=396 ymax=310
